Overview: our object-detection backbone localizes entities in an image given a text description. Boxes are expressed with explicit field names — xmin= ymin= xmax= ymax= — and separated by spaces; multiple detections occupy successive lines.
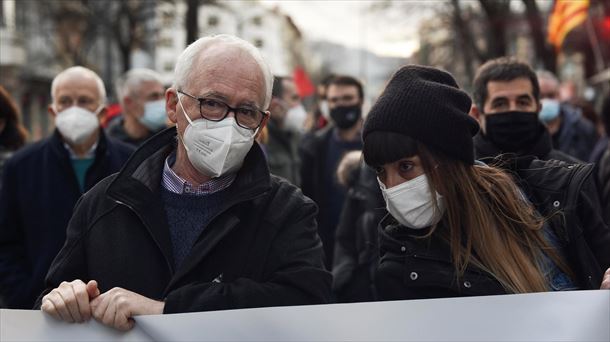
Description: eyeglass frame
xmin=177 ymin=90 xmax=268 ymax=130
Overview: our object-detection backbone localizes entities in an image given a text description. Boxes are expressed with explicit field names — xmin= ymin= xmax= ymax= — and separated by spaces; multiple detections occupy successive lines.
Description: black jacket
xmin=375 ymin=158 xmax=610 ymax=300
xmin=474 ymin=127 xmax=581 ymax=163
xmin=332 ymin=162 xmax=385 ymax=302
xmin=35 ymin=127 xmax=332 ymax=313
xmin=599 ymin=147 xmax=610 ymax=225
xmin=299 ymin=126 xmax=334 ymax=266
xmin=0 ymin=130 xmax=134 ymax=308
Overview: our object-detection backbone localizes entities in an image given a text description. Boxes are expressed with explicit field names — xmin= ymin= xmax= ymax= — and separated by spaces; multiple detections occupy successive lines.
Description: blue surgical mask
xmin=539 ymin=98 xmax=560 ymax=123
xmin=139 ymin=99 xmax=167 ymax=131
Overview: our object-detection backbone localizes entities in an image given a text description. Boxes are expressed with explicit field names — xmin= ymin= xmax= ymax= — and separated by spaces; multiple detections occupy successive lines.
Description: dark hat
xmin=363 ymin=65 xmax=479 ymax=165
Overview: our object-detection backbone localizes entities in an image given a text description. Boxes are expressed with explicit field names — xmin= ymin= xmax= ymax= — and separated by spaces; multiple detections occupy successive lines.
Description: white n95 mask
xmin=178 ymin=95 xmax=254 ymax=178
xmin=284 ymin=104 xmax=307 ymax=133
xmin=55 ymin=106 xmax=101 ymax=145
xmin=378 ymin=173 xmax=445 ymax=229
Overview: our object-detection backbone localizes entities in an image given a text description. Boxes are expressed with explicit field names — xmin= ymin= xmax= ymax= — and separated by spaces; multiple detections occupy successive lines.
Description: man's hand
xmin=90 ymin=287 xmax=164 ymax=331
xmin=41 ymin=279 xmax=100 ymax=323
xmin=601 ymin=268 xmax=610 ymax=289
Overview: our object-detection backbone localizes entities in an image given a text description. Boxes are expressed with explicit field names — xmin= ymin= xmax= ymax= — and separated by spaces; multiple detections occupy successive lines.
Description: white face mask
xmin=378 ymin=173 xmax=445 ymax=229
xmin=54 ymin=106 xmax=101 ymax=145
xmin=283 ymin=104 xmax=307 ymax=133
xmin=178 ymin=94 xmax=255 ymax=178
xmin=140 ymin=99 xmax=168 ymax=132
xmin=319 ymin=100 xmax=330 ymax=119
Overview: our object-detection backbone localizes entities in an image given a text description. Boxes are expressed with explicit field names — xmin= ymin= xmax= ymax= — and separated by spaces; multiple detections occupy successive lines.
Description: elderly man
xmin=37 ymin=35 xmax=331 ymax=331
xmin=0 ymin=66 xmax=134 ymax=309
xmin=107 ymin=68 xmax=167 ymax=146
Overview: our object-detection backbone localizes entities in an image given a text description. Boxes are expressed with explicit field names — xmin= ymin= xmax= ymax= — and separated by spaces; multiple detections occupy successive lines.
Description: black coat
xmin=299 ymin=126 xmax=334 ymax=267
xmin=35 ymin=127 xmax=332 ymax=313
xmin=332 ymin=162 xmax=385 ymax=302
xmin=599 ymin=147 xmax=610 ymax=225
xmin=375 ymin=158 xmax=610 ymax=300
xmin=0 ymin=130 xmax=134 ymax=308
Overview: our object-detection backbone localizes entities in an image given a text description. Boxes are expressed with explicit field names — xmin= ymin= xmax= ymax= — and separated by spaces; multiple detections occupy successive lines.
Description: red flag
xmin=547 ymin=0 xmax=590 ymax=50
xmin=293 ymin=66 xmax=315 ymax=98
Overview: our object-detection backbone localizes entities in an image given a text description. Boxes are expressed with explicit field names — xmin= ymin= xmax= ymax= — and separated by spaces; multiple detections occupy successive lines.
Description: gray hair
xmin=173 ymin=34 xmax=273 ymax=110
xmin=51 ymin=66 xmax=106 ymax=104
xmin=536 ymin=70 xmax=559 ymax=89
xmin=115 ymin=68 xmax=164 ymax=105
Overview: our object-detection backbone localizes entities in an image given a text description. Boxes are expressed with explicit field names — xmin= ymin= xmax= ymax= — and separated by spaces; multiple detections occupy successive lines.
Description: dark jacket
xmin=375 ymin=158 xmax=610 ymax=300
xmin=552 ymin=104 xmax=597 ymax=162
xmin=35 ymin=127 xmax=332 ymax=313
xmin=299 ymin=126 xmax=334 ymax=266
xmin=0 ymin=130 xmax=134 ymax=308
xmin=598 ymin=146 xmax=610 ymax=225
xmin=474 ymin=126 xmax=581 ymax=163
xmin=266 ymin=119 xmax=301 ymax=186
xmin=332 ymin=162 xmax=385 ymax=302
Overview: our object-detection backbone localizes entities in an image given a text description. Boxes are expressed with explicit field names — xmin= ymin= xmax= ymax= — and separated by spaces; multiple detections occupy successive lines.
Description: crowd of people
xmin=0 ymin=34 xmax=609 ymax=331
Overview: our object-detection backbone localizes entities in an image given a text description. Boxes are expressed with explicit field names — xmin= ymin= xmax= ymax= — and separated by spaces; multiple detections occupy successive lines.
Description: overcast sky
xmin=261 ymin=0 xmax=437 ymax=58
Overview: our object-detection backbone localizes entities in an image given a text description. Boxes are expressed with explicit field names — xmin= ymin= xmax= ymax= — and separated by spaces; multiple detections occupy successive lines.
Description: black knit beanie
xmin=363 ymin=65 xmax=479 ymax=165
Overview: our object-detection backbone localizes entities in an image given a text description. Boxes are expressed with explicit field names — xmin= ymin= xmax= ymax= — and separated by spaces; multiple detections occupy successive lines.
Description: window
xmin=208 ymin=15 xmax=218 ymax=27
xmin=252 ymin=16 xmax=262 ymax=26
xmin=254 ymin=39 xmax=264 ymax=48
xmin=164 ymin=62 xmax=174 ymax=72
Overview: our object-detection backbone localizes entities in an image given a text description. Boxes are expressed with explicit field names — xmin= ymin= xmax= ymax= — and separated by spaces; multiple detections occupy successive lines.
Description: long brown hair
xmin=0 ymin=86 xmax=28 ymax=150
xmin=363 ymin=131 xmax=572 ymax=293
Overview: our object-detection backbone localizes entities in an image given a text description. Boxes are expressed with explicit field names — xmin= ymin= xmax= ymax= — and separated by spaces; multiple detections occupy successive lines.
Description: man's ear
xmin=535 ymin=100 xmax=542 ymax=113
xmin=166 ymin=88 xmax=178 ymax=124
xmin=469 ymin=105 xmax=482 ymax=122
xmin=254 ymin=111 xmax=270 ymax=140
xmin=97 ymin=106 xmax=107 ymax=120
xmin=48 ymin=104 xmax=57 ymax=118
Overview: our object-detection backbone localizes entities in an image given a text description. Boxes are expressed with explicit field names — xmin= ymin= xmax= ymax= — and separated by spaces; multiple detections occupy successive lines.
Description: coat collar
xmin=473 ymin=124 xmax=552 ymax=161
xmin=105 ymin=126 xmax=273 ymax=275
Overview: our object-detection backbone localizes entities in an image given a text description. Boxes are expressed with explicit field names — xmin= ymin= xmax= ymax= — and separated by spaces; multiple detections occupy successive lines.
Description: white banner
xmin=1 ymin=290 xmax=609 ymax=341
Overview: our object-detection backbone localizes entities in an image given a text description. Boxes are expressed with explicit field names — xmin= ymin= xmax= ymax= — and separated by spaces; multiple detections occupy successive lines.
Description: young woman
xmin=361 ymin=65 xmax=610 ymax=299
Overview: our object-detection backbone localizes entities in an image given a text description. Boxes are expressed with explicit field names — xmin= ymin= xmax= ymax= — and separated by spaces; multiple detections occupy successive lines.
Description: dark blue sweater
xmin=160 ymin=187 xmax=227 ymax=269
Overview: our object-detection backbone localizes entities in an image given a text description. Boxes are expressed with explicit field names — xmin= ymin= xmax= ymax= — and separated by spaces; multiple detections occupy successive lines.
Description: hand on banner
xmin=41 ymin=279 xmax=101 ymax=323
xmin=601 ymin=268 xmax=610 ymax=289
xmin=90 ymin=287 xmax=165 ymax=331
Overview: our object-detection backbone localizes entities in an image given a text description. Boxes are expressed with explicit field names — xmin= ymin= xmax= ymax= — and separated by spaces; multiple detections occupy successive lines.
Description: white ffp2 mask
xmin=378 ymin=173 xmax=445 ymax=229
xmin=178 ymin=94 xmax=255 ymax=178
xmin=284 ymin=104 xmax=307 ymax=133
xmin=54 ymin=106 xmax=101 ymax=145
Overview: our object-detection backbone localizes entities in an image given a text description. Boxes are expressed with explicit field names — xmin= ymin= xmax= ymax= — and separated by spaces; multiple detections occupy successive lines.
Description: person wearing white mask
xmin=362 ymin=65 xmax=610 ymax=300
xmin=107 ymin=68 xmax=167 ymax=147
xmin=37 ymin=34 xmax=331 ymax=331
xmin=264 ymin=76 xmax=306 ymax=185
xmin=0 ymin=66 xmax=134 ymax=309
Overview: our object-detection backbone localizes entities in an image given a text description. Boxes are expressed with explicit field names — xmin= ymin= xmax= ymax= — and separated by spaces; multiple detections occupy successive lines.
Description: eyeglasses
xmin=177 ymin=90 xmax=267 ymax=130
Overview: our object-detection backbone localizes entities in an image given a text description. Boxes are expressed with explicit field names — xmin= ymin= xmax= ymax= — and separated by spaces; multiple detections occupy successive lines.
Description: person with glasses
xmin=0 ymin=67 xmax=134 ymax=309
xmin=299 ymin=75 xmax=364 ymax=269
xmin=36 ymin=34 xmax=331 ymax=331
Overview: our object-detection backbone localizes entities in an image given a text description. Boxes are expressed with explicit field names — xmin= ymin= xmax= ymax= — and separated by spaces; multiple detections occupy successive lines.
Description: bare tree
xmin=522 ymin=0 xmax=557 ymax=73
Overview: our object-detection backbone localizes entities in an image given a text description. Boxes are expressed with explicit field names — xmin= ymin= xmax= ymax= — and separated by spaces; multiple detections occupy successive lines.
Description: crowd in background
xmin=0 ymin=36 xmax=609 ymax=323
